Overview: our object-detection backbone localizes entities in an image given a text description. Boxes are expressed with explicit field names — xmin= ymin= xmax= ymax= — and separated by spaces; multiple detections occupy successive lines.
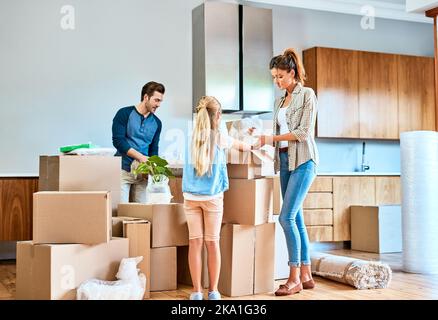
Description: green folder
xmin=59 ymin=143 xmax=95 ymax=153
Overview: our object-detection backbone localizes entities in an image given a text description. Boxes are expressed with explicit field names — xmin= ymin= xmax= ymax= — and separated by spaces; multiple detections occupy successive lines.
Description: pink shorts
xmin=183 ymin=197 xmax=224 ymax=241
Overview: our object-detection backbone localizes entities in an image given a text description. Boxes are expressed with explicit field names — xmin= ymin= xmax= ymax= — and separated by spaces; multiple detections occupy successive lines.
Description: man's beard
xmin=145 ymin=102 xmax=156 ymax=113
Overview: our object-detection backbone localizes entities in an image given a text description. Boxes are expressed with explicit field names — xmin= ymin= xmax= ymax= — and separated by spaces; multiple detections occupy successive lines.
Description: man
xmin=112 ymin=81 xmax=165 ymax=203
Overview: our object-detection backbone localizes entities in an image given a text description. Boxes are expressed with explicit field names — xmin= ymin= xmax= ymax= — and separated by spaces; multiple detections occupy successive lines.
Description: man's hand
xmin=127 ymin=148 xmax=149 ymax=164
xmin=138 ymin=155 xmax=148 ymax=163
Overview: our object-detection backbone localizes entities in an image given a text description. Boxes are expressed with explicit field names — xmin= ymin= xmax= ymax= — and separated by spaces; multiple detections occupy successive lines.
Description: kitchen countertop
xmin=0 ymin=173 xmax=39 ymax=178
xmin=0 ymin=171 xmax=401 ymax=178
xmin=317 ymin=172 xmax=400 ymax=176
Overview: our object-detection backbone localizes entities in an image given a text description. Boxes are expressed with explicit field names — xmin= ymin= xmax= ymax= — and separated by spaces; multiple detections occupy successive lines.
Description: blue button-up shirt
xmin=112 ymin=106 xmax=162 ymax=172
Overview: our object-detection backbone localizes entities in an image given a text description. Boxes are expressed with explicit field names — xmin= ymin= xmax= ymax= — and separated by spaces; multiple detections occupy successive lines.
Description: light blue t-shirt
xmin=182 ymin=129 xmax=232 ymax=197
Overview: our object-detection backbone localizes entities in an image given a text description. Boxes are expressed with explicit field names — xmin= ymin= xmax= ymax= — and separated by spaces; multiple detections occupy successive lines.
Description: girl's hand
xmin=247 ymin=127 xmax=256 ymax=135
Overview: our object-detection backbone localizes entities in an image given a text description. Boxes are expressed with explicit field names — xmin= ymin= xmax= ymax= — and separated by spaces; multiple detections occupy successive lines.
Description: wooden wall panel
xmin=0 ymin=178 xmax=38 ymax=241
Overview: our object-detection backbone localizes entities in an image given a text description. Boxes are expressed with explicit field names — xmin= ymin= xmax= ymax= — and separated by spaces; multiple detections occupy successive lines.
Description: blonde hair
xmin=191 ymin=96 xmax=222 ymax=177
xmin=269 ymin=48 xmax=306 ymax=85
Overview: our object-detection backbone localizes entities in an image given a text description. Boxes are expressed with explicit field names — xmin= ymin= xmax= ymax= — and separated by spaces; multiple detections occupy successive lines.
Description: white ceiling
xmin=380 ymin=0 xmax=406 ymax=4
xmin=406 ymin=0 xmax=438 ymax=12
xmin=237 ymin=0 xmax=432 ymax=23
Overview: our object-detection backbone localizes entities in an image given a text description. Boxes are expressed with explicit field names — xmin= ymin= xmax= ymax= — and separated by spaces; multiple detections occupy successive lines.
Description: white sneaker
xmin=190 ymin=292 xmax=204 ymax=300
xmin=208 ymin=291 xmax=221 ymax=300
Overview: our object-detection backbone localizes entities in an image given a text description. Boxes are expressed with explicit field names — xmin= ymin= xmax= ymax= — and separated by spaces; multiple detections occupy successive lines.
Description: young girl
xmin=182 ymin=96 xmax=252 ymax=300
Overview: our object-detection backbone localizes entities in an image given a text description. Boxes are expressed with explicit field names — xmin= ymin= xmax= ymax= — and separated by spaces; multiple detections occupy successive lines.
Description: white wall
xmin=270 ymin=5 xmax=434 ymax=172
xmin=0 ymin=1 xmax=434 ymax=174
xmin=0 ymin=0 xmax=203 ymax=175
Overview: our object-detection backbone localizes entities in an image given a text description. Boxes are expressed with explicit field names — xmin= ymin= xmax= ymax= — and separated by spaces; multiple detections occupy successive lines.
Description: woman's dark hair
xmin=141 ymin=81 xmax=165 ymax=101
xmin=269 ymin=48 xmax=306 ymax=84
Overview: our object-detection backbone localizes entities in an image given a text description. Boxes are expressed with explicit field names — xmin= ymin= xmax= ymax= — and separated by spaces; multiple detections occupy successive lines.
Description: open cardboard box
xmin=226 ymin=118 xmax=275 ymax=178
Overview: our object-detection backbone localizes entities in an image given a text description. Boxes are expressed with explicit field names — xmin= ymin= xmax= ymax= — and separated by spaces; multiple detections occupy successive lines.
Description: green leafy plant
xmin=132 ymin=155 xmax=174 ymax=183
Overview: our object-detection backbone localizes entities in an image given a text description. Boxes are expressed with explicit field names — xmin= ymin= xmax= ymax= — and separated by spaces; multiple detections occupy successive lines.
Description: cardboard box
xmin=38 ymin=155 xmax=121 ymax=216
xmin=150 ymin=247 xmax=177 ymax=291
xmin=112 ymin=216 xmax=145 ymax=238
xmin=254 ymin=223 xmax=275 ymax=294
xmin=169 ymin=177 xmax=183 ymax=203
xmin=227 ymin=163 xmax=262 ymax=179
xmin=223 ymin=178 xmax=273 ymax=225
xmin=117 ymin=203 xmax=188 ymax=247
xmin=226 ymin=118 xmax=274 ymax=177
xmin=218 ymin=223 xmax=275 ymax=297
xmin=219 ymin=224 xmax=255 ymax=297
xmin=33 ymin=191 xmax=111 ymax=245
xmin=16 ymin=238 xmax=129 ymax=300
xmin=227 ymin=149 xmax=274 ymax=177
xmin=273 ymin=175 xmax=282 ymax=214
xmin=351 ymin=205 xmax=402 ymax=253
xmin=112 ymin=217 xmax=125 ymax=238
xmin=123 ymin=219 xmax=151 ymax=299
xmin=177 ymin=245 xmax=209 ymax=289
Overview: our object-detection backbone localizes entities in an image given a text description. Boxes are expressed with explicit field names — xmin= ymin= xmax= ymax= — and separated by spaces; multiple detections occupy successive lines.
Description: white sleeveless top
xmin=277 ymin=106 xmax=289 ymax=148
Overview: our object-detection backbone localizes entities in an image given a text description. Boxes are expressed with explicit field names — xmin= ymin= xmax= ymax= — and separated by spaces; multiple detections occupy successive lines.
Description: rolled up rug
xmin=310 ymin=252 xmax=392 ymax=289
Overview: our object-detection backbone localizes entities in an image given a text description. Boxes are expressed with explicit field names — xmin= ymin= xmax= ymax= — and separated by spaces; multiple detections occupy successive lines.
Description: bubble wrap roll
xmin=310 ymin=252 xmax=392 ymax=289
xmin=400 ymin=131 xmax=438 ymax=274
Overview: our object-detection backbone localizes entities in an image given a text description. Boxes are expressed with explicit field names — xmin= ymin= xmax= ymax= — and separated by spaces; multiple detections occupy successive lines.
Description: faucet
xmin=361 ymin=141 xmax=370 ymax=172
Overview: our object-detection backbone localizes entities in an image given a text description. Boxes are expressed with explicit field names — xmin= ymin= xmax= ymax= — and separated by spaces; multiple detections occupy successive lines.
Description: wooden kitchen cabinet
xmin=0 ymin=178 xmax=38 ymax=241
xmin=333 ymin=177 xmax=375 ymax=241
xmin=304 ymin=47 xmax=360 ymax=138
xmin=332 ymin=176 xmax=400 ymax=241
xmin=303 ymin=47 xmax=435 ymax=139
xmin=375 ymin=176 xmax=401 ymax=205
xmin=398 ymin=55 xmax=436 ymax=133
xmin=303 ymin=193 xmax=333 ymax=209
xmin=273 ymin=176 xmax=334 ymax=241
xmin=358 ymin=52 xmax=399 ymax=139
xmin=304 ymin=177 xmax=334 ymax=241
xmin=303 ymin=209 xmax=333 ymax=226
xmin=306 ymin=226 xmax=333 ymax=242
xmin=267 ymin=175 xmax=400 ymax=242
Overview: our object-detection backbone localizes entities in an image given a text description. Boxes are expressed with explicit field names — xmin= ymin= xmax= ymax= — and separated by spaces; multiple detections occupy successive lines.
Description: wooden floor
xmin=1 ymin=249 xmax=438 ymax=300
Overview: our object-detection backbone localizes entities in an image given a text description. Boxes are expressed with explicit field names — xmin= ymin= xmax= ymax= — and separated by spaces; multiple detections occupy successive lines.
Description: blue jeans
xmin=279 ymin=152 xmax=316 ymax=267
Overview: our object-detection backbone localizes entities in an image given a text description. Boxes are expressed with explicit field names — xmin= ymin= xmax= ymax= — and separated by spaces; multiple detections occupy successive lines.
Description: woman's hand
xmin=256 ymin=135 xmax=274 ymax=148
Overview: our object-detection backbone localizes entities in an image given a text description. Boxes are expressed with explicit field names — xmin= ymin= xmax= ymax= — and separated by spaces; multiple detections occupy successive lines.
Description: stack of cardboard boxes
xmin=16 ymin=155 xmax=130 ymax=300
xmin=111 ymin=216 xmax=152 ymax=298
xmin=115 ymin=203 xmax=188 ymax=295
xmin=173 ymin=119 xmax=276 ymax=297
xmin=221 ymin=124 xmax=276 ymax=297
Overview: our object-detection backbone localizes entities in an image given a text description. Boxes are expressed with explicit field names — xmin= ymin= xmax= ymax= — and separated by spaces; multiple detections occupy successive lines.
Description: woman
xmin=257 ymin=48 xmax=319 ymax=296
xmin=182 ymin=96 xmax=252 ymax=300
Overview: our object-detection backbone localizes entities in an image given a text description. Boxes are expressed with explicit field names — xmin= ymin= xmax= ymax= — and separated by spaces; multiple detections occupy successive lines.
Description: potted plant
xmin=132 ymin=155 xmax=174 ymax=204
